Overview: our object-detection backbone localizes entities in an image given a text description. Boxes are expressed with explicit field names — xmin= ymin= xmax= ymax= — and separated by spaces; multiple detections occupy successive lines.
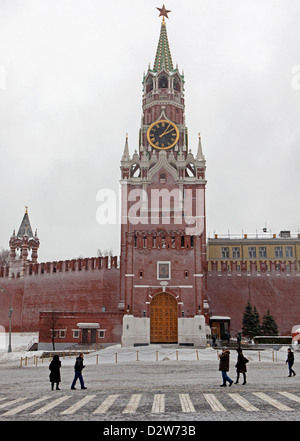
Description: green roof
xmin=153 ymin=19 xmax=174 ymax=72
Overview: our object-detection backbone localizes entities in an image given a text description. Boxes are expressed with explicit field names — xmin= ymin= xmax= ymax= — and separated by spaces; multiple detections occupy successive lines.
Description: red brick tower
xmin=120 ymin=8 xmax=208 ymax=346
xmin=9 ymin=207 xmax=39 ymax=278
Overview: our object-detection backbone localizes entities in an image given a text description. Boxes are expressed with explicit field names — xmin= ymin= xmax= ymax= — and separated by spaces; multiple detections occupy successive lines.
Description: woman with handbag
xmin=234 ymin=347 xmax=248 ymax=385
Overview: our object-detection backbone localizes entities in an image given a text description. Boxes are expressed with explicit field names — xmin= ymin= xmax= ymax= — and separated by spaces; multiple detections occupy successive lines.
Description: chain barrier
xmin=19 ymin=346 xmax=300 ymax=367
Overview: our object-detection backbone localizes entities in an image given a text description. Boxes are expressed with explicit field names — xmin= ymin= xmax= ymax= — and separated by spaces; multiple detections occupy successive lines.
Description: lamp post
xmin=0 ymin=286 xmax=13 ymax=352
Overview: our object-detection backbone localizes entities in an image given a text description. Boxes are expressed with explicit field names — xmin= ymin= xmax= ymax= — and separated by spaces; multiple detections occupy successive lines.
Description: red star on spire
xmin=156 ymin=4 xmax=171 ymax=19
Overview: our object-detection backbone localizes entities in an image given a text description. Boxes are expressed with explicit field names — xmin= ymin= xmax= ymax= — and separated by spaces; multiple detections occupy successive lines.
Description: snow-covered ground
xmin=0 ymin=332 xmax=299 ymax=367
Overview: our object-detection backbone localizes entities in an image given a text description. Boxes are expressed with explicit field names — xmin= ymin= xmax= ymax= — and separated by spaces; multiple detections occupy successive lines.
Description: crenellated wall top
xmin=0 ymin=255 xmax=120 ymax=278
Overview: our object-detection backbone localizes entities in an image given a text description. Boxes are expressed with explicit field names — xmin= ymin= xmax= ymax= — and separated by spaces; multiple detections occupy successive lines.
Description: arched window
xmin=146 ymin=78 xmax=153 ymax=93
xmin=159 ymin=76 xmax=168 ymax=89
xmin=131 ymin=164 xmax=141 ymax=178
xmin=173 ymin=78 xmax=180 ymax=92
xmin=159 ymin=173 xmax=166 ymax=183
xmin=185 ymin=163 xmax=196 ymax=177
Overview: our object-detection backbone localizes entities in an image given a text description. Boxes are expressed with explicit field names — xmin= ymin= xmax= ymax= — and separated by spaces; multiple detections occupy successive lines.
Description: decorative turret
xmin=9 ymin=207 xmax=39 ymax=278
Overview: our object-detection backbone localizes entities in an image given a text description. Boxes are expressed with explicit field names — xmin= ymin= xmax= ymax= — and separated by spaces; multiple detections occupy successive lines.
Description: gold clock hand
xmin=159 ymin=128 xmax=175 ymax=137
xmin=159 ymin=124 xmax=171 ymax=137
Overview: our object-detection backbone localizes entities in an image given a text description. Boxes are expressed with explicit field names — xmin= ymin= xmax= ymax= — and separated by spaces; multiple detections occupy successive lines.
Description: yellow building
xmin=207 ymin=231 xmax=300 ymax=272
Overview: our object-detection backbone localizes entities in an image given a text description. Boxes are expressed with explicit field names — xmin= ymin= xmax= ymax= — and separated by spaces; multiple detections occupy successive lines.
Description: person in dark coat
xmin=49 ymin=354 xmax=61 ymax=390
xmin=218 ymin=349 xmax=233 ymax=387
xmin=286 ymin=348 xmax=296 ymax=377
xmin=234 ymin=347 xmax=248 ymax=385
xmin=71 ymin=352 xmax=87 ymax=390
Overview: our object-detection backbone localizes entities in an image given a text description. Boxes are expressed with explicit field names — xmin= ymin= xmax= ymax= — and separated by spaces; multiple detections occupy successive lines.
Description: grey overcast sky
xmin=0 ymin=0 xmax=300 ymax=262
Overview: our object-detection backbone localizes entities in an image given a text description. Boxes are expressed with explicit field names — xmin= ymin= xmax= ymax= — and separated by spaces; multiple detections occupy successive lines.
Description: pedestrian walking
xmin=49 ymin=354 xmax=61 ymax=390
xmin=234 ymin=347 xmax=248 ymax=385
xmin=218 ymin=348 xmax=233 ymax=387
xmin=71 ymin=352 xmax=87 ymax=389
xmin=286 ymin=348 xmax=296 ymax=377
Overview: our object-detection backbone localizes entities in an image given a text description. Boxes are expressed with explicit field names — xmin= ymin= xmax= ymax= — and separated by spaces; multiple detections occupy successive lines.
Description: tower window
xmin=173 ymin=78 xmax=180 ymax=92
xmin=159 ymin=76 xmax=168 ymax=88
xmin=139 ymin=269 xmax=143 ymax=278
xmin=146 ymin=78 xmax=153 ymax=93
xmin=159 ymin=173 xmax=166 ymax=183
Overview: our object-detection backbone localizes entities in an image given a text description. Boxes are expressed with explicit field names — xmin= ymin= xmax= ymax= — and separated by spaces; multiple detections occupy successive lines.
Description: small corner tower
xmin=9 ymin=207 xmax=39 ymax=278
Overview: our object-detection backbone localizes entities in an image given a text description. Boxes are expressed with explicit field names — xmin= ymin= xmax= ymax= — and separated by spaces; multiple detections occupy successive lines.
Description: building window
xmin=73 ymin=330 xmax=80 ymax=338
xmin=51 ymin=330 xmax=59 ymax=339
xmin=221 ymin=247 xmax=229 ymax=259
xmin=59 ymin=330 xmax=66 ymax=338
xmin=98 ymin=330 xmax=106 ymax=339
xmin=248 ymin=247 xmax=256 ymax=258
xmin=259 ymin=246 xmax=267 ymax=258
xmin=275 ymin=246 xmax=283 ymax=258
xmin=184 ymin=270 xmax=189 ymax=278
xmin=102 ymin=305 xmax=106 ymax=312
xmin=139 ymin=269 xmax=143 ymax=278
xmin=232 ymin=247 xmax=240 ymax=258
xmin=286 ymin=246 xmax=293 ymax=258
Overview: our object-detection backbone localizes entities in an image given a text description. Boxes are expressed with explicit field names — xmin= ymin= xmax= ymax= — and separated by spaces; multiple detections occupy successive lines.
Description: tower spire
xmin=153 ymin=7 xmax=173 ymax=72
xmin=196 ymin=133 xmax=205 ymax=161
xmin=121 ymin=133 xmax=130 ymax=162
xmin=17 ymin=207 xmax=34 ymax=238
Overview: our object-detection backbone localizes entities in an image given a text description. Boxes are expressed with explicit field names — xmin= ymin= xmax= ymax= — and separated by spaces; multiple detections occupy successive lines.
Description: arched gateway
xmin=150 ymin=293 xmax=178 ymax=343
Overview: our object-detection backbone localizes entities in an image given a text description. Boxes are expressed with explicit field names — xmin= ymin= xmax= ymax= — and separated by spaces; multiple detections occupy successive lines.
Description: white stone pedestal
xmin=121 ymin=315 xmax=150 ymax=347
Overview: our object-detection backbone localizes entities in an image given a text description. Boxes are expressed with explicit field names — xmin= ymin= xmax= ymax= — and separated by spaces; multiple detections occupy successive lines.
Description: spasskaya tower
xmin=120 ymin=6 xmax=208 ymax=346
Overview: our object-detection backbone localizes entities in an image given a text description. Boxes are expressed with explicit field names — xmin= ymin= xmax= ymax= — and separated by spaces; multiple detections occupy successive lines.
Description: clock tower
xmin=120 ymin=7 xmax=208 ymax=346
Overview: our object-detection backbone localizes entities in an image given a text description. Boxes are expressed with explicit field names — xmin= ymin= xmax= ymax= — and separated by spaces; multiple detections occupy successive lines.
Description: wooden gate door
xmin=150 ymin=293 xmax=178 ymax=343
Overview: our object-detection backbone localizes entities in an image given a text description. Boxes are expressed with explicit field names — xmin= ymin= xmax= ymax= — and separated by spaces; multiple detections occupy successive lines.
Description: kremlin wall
xmin=1 ymin=251 xmax=300 ymax=347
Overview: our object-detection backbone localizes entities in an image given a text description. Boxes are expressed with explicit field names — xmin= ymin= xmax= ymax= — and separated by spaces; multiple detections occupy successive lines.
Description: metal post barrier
xmin=259 ymin=351 xmax=261 ymax=362
xmin=156 ymin=351 xmax=158 ymax=361
xmin=176 ymin=350 xmax=178 ymax=361
xmin=137 ymin=351 xmax=139 ymax=361
xmin=196 ymin=350 xmax=199 ymax=361
xmin=115 ymin=352 xmax=118 ymax=363
xmin=96 ymin=354 xmax=99 ymax=364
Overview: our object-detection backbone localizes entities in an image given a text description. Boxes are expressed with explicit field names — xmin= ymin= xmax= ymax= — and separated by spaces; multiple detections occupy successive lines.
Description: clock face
xmin=147 ymin=120 xmax=179 ymax=150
